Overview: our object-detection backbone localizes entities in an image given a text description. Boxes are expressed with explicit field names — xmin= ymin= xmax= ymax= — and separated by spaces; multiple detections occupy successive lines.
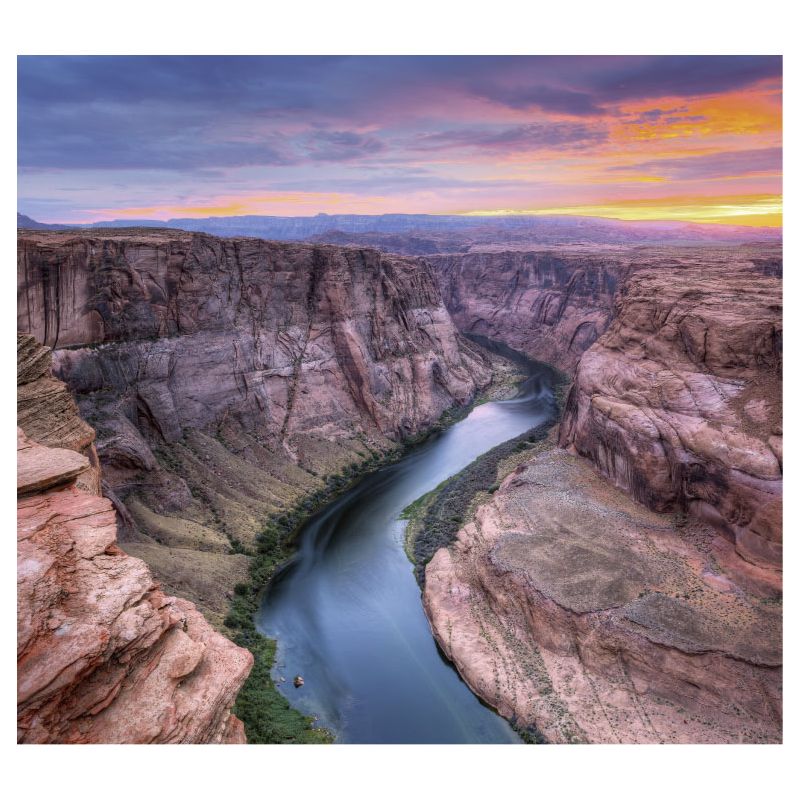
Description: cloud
xmin=609 ymin=148 xmax=782 ymax=180
xmin=462 ymin=56 xmax=781 ymax=114
xmin=16 ymin=56 xmax=782 ymax=223
xmin=410 ymin=122 xmax=608 ymax=153
xmin=302 ymin=130 xmax=386 ymax=162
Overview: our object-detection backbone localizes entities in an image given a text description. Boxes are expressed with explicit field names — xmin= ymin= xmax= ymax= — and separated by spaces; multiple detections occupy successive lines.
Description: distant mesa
xmin=17 ymin=211 xmax=782 ymax=246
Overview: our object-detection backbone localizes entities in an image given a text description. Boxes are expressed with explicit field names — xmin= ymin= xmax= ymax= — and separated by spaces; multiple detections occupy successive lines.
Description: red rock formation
xmin=423 ymin=250 xmax=782 ymax=743
xmin=426 ymin=244 xmax=782 ymax=376
xmin=17 ymin=426 xmax=252 ymax=743
xmin=17 ymin=336 xmax=252 ymax=743
xmin=424 ymin=448 xmax=781 ymax=743
xmin=17 ymin=332 xmax=101 ymax=494
xmin=428 ymin=249 xmax=626 ymax=371
xmin=559 ymin=262 xmax=782 ymax=583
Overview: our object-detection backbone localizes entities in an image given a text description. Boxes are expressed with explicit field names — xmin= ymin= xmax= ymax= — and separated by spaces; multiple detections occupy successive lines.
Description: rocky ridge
xmin=558 ymin=261 xmax=782 ymax=582
xmin=424 ymin=447 xmax=781 ymax=743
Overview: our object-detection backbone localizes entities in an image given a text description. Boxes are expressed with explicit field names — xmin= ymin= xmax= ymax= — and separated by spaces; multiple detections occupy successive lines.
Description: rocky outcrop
xmin=427 ymin=244 xmax=783 ymax=376
xmin=17 ymin=332 xmax=101 ymax=494
xmin=558 ymin=262 xmax=782 ymax=582
xmin=424 ymin=448 xmax=781 ymax=743
xmin=17 ymin=230 xmax=491 ymax=625
xmin=17 ymin=424 xmax=252 ymax=743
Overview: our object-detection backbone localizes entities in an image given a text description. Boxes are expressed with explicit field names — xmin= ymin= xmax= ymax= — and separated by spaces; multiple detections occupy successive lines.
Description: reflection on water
xmin=257 ymin=361 xmax=556 ymax=743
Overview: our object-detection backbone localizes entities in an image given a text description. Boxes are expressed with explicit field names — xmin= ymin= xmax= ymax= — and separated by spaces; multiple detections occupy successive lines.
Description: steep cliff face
xmin=427 ymin=245 xmax=782 ymax=377
xmin=17 ymin=230 xmax=491 ymax=624
xmin=17 ymin=338 xmax=252 ymax=744
xmin=17 ymin=333 xmax=101 ymax=494
xmin=428 ymin=249 xmax=628 ymax=372
xmin=558 ymin=262 xmax=782 ymax=581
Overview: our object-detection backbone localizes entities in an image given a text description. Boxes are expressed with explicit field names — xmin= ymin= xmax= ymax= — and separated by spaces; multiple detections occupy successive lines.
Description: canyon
xmin=18 ymin=229 xmax=490 ymax=628
xmin=16 ymin=224 xmax=782 ymax=744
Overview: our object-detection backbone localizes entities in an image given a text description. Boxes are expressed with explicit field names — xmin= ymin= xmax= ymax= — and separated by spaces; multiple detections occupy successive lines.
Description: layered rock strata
xmin=17 ymin=230 xmax=491 ymax=625
xmin=17 ymin=426 xmax=252 ymax=743
xmin=427 ymin=245 xmax=781 ymax=374
xmin=559 ymin=263 xmax=782 ymax=582
xmin=427 ymin=249 xmax=630 ymax=372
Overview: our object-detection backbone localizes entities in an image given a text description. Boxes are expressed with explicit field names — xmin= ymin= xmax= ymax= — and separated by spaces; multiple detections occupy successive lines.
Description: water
xmin=257 ymin=358 xmax=556 ymax=743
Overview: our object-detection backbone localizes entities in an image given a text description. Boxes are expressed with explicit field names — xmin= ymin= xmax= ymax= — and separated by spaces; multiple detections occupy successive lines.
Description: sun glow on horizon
xmin=459 ymin=194 xmax=783 ymax=227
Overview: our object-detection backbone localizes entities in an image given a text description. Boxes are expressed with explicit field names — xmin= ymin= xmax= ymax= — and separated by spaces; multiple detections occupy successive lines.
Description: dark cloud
xmin=302 ymin=130 xmax=386 ymax=162
xmin=586 ymin=55 xmax=781 ymax=103
xmin=464 ymin=56 xmax=780 ymax=115
xmin=18 ymin=56 xmax=782 ymax=173
xmin=471 ymin=83 xmax=603 ymax=116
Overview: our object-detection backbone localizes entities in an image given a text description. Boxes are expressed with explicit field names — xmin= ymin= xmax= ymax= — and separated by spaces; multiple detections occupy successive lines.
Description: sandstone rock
xmin=17 ymin=333 xmax=101 ymax=494
xmin=427 ymin=244 xmax=781 ymax=376
xmin=423 ymin=248 xmax=782 ymax=743
xmin=558 ymin=261 xmax=782 ymax=577
xmin=17 ymin=230 xmax=492 ymax=622
xmin=17 ymin=427 xmax=89 ymax=495
xmin=428 ymin=249 xmax=626 ymax=371
xmin=17 ymin=428 xmax=252 ymax=743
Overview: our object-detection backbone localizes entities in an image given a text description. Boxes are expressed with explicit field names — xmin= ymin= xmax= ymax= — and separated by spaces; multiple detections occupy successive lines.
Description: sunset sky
xmin=17 ymin=55 xmax=782 ymax=226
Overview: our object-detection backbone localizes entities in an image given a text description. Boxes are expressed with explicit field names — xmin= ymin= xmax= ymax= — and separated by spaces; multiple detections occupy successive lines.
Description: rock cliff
xmin=17 ymin=337 xmax=252 ymax=743
xmin=423 ymin=250 xmax=782 ymax=743
xmin=427 ymin=249 xmax=629 ymax=371
xmin=558 ymin=261 xmax=782 ymax=582
xmin=427 ymin=244 xmax=782 ymax=376
xmin=424 ymin=447 xmax=781 ymax=743
xmin=17 ymin=230 xmax=491 ymax=625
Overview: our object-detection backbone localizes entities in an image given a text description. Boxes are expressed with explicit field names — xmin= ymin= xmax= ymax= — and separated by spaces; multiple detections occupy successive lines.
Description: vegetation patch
xmin=405 ymin=422 xmax=556 ymax=586
xmin=403 ymin=360 xmax=569 ymax=586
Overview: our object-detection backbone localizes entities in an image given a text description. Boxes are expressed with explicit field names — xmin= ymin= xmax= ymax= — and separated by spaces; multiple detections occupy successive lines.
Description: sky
xmin=17 ymin=55 xmax=782 ymax=226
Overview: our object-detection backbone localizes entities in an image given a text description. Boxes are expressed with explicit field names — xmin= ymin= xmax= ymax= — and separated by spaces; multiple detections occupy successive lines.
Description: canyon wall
xmin=423 ymin=249 xmax=782 ymax=743
xmin=424 ymin=446 xmax=782 ymax=743
xmin=17 ymin=335 xmax=252 ymax=743
xmin=558 ymin=262 xmax=782 ymax=581
xmin=17 ymin=230 xmax=491 ymax=626
xmin=427 ymin=245 xmax=782 ymax=377
xmin=427 ymin=250 xmax=629 ymax=372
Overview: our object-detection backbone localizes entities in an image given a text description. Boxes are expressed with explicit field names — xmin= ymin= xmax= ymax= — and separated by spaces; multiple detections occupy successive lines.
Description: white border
xmin=3 ymin=2 xmax=794 ymax=797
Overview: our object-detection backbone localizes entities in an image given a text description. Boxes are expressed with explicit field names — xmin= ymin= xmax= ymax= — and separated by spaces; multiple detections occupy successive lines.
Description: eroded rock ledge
xmin=17 ymin=423 xmax=252 ymax=743
xmin=424 ymin=449 xmax=781 ymax=743
xmin=17 ymin=335 xmax=251 ymax=743
xmin=559 ymin=262 xmax=782 ymax=581
xmin=427 ymin=244 xmax=781 ymax=375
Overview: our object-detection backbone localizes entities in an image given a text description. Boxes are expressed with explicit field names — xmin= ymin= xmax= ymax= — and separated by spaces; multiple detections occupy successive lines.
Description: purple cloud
xmin=609 ymin=147 xmax=782 ymax=180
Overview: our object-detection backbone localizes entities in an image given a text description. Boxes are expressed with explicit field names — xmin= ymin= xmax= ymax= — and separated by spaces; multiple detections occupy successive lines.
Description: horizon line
xmin=20 ymin=209 xmax=783 ymax=230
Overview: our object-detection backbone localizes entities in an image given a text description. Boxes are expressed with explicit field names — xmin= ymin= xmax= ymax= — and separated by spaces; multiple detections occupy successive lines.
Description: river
xmin=257 ymin=355 xmax=556 ymax=743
